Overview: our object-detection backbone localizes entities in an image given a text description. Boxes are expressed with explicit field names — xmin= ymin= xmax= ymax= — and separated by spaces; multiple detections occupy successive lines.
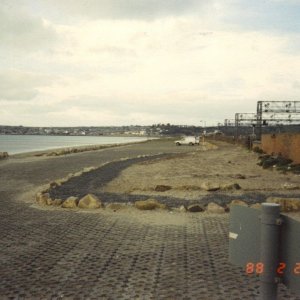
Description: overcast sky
xmin=1 ymin=0 xmax=300 ymax=126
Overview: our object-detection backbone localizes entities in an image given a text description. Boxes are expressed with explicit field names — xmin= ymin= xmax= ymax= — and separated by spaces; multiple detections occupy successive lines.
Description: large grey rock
xmin=78 ymin=194 xmax=102 ymax=209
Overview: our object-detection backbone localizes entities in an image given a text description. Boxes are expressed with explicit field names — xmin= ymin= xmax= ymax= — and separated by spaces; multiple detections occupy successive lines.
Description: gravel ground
xmin=49 ymin=154 xmax=300 ymax=208
xmin=49 ymin=140 xmax=300 ymax=209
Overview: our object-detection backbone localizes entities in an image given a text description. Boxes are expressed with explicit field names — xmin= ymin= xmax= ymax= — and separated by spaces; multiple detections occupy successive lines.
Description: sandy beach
xmin=1 ymin=138 xmax=300 ymax=299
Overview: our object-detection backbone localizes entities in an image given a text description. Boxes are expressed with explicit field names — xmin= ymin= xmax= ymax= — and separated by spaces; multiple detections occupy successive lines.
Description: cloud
xmin=0 ymin=3 xmax=58 ymax=52
xmin=39 ymin=0 xmax=211 ymax=20
xmin=0 ymin=1 xmax=299 ymax=126
xmin=0 ymin=70 xmax=52 ymax=101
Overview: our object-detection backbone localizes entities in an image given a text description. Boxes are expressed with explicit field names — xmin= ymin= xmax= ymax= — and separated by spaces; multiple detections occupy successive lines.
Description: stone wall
xmin=261 ymin=133 xmax=300 ymax=164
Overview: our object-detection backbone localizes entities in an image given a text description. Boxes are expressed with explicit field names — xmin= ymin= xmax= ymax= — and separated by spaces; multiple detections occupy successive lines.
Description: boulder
xmin=47 ymin=198 xmax=63 ymax=206
xmin=53 ymin=198 xmax=63 ymax=206
xmin=155 ymin=185 xmax=172 ymax=192
xmin=178 ymin=205 xmax=187 ymax=212
xmin=36 ymin=193 xmax=50 ymax=205
xmin=266 ymin=197 xmax=300 ymax=212
xmin=135 ymin=199 xmax=166 ymax=210
xmin=250 ymin=203 xmax=262 ymax=210
xmin=187 ymin=204 xmax=204 ymax=212
xmin=201 ymin=182 xmax=220 ymax=191
xmin=206 ymin=202 xmax=225 ymax=214
xmin=78 ymin=194 xmax=102 ymax=209
xmin=62 ymin=196 xmax=78 ymax=208
xmin=229 ymin=200 xmax=248 ymax=207
xmin=220 ymin=183 xmax=241 ymax=190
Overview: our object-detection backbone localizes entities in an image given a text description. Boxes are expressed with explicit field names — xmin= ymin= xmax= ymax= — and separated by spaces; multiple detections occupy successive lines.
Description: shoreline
xmin=1 ymin=135 xmax=161 ymax=158
xmin=9 ymin=138 xmax=161 ymax=159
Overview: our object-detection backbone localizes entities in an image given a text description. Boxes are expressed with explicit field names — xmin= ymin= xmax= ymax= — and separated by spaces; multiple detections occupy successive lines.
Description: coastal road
xmin=0 ymin=140 xmax=299 ymax=299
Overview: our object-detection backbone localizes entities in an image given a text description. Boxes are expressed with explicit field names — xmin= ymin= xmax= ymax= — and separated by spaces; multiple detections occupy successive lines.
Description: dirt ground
xmin=102 ymin=141 xmax=300 ymax=202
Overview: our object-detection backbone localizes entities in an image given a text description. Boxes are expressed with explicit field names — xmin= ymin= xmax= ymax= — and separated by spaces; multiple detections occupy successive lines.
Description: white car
xmin=175 ymin=136 xmax=199 ymax=146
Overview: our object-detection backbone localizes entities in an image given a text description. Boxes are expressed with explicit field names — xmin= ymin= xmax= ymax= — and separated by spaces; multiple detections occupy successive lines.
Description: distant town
xmin=0 ymin=124 xmax=210 ymax=137
xmin=0 ymin=123 xmax=299 ymax=137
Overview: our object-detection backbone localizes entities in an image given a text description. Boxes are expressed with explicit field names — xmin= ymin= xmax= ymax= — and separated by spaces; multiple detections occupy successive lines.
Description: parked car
xmin=174 ymin=136 xmax=199 ymax=146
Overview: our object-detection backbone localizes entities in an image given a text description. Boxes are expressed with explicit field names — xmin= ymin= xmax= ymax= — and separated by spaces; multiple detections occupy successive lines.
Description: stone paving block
xmin=0 ymin=197 xmax=299 ymax=299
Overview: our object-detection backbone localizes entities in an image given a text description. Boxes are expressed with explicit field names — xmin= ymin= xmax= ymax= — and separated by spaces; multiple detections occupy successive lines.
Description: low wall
xmin=261 ymin=133 xmax=300 ymax=164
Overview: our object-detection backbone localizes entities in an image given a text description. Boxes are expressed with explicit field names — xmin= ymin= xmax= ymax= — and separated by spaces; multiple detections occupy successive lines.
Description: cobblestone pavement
xmin=1 ymin=140 xmax=300 ymax=299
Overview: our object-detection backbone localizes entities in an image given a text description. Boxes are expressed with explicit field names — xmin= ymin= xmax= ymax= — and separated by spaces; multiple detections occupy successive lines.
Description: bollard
xmin=260 ymin=203 xmax=281 ymax=300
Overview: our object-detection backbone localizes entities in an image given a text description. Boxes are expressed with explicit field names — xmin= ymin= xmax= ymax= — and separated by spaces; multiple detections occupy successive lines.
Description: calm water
xmin=0 ymin=135 xmax=148 ymax=154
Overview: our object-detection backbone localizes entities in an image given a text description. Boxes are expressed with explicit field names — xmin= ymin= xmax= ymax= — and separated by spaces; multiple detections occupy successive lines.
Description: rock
xmin=178 ymin=205 xmax=187 ymax=212
xmin=282 ymin=183 xmax=299 ymax=190
xmin=135 ymin=199 xmax=166 ymax=210
xmin=206 ymin=202 xmax=225 ymax=214
xmin=0 ymin=152 xmax=9 ymax=160
xmin=83 ymin=167 xmax=96 ymax=173
xmin=36 ymin=192 xmax=50 ymax=205
xmin=229 ymin=200 xmax=248 ymax=207
xmin=266 ymin=197 xmax=300 ymax=212
xmin=47 ymin=198 xmax=63 ymax=206
xmin=106 ymin=203 xmax=126 ymax=211
xmin=201 ymin=182 xmax=220 ymax=191
xmin=250 ymin=203 xmax=262 ymax=210
xmin=52 ymin=199 xmax=63 ymax=206
xmin=220 ymin=183 xmax=241 ymax=190
xmin=78 ymin=194 xmax=102 ymax=209
xmin=155 ymin=185 xmax=172 ymax=192
xmin=187 ymin=204 xmax=204 ymax=212
xmin=62 ymin=196 xmax=78 ymax=208
xmin=46 ymin=197 xmax=53 ymax=205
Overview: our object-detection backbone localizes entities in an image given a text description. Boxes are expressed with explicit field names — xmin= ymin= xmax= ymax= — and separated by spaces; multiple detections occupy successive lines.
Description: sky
xmin=1 ymin=0 xmax=300 ymax=127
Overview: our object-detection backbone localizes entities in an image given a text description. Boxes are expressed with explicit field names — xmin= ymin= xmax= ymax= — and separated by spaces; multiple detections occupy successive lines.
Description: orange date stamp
xmin=245 ymin=262 xmax=300 ymax=275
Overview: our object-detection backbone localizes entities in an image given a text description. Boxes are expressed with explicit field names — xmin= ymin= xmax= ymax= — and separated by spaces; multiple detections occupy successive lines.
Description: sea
xmin=0 ymin=135 xmax=149 ymax=155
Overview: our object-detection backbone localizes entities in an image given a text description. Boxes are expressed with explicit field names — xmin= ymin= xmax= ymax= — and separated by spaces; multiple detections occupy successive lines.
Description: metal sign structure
xmin=234 ymin=113 xmax=258 ymax=140
xmin=224 ymin=119 xmax=235 ymax=127
xmin=229 ymin=205 xmax=300 ymax=297
xmin=256 ymin=101 xmax=300 ymax=139
xmin=233 ymin=101 xmax=300 ymax=140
